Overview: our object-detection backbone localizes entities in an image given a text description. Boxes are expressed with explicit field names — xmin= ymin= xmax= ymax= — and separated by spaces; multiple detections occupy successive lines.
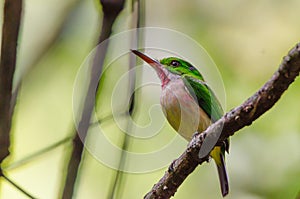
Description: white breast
xmin=160 ymin=79 xmax=211 ymax=141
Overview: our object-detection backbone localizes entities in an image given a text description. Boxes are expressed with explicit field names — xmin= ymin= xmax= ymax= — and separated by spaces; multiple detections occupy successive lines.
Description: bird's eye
xmin=170 ymin=60 xmax=180 ymax=67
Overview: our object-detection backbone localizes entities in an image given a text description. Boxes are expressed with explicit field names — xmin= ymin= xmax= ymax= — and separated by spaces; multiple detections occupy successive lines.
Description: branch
xmin=107 ymin=1 xmax=145 ymax=198
xmin=0 ymin=0 xmax=22 ymax=174
xmin=144 ymin=43 xmax=300 ymax=199
xmin=61 ymin=0 xmax=125 ymax=198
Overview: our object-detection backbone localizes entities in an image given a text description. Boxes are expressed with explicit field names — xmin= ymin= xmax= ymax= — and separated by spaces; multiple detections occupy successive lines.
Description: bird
xmin=131 ymin=49 xmax=229 ymax=197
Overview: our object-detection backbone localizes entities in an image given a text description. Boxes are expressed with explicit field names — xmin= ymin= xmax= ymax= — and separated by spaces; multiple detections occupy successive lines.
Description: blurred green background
xmin=1 ymin=0 xmax=300 ymax=198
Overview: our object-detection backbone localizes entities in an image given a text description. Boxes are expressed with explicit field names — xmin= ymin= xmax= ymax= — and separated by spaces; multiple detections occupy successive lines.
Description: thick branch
xmin=0 ymin=0 xmax=22 ymax=172
xmin=144 ymin=43 xmax=300 ymax=199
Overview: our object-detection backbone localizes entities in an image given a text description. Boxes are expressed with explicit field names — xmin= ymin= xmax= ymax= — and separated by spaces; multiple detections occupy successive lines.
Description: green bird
xmin=131 ymin=50 xmax=229 ymax=197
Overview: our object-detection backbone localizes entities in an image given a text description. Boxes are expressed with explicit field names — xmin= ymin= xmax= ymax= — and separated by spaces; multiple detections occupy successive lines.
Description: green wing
xmin=182 ymin=75 xmax=223 ymax=122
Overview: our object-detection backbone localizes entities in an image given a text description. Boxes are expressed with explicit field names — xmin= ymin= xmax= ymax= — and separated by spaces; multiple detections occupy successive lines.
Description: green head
xmin=131 ymin=50 xmax=205 ymax=85
xmin=159 ymin=57 xmax=204 ymax=80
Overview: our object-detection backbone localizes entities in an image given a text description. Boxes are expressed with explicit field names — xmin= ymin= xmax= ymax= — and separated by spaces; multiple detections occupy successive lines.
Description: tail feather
xmin=215 ymin=153 xmax=229 ymax=197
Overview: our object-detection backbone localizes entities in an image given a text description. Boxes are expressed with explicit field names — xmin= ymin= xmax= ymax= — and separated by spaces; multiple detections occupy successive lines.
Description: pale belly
xmin=160 ymin=79 xmax=212 ymax=141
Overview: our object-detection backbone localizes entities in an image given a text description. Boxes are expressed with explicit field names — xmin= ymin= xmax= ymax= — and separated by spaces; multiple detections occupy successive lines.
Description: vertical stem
xmin=107 ymin=1 xmax=145 ymax=198
xmin=0 ymin=0 xmax=23 ymax=174
xmin=61 ymin=1 xmax=125 ymax=198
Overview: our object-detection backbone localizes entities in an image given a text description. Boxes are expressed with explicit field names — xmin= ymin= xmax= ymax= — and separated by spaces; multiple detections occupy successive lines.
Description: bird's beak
xmin=131 ymin=49 xmax=162 ymax=70
xmin=131 ymin=49 xmax=169 ymax=87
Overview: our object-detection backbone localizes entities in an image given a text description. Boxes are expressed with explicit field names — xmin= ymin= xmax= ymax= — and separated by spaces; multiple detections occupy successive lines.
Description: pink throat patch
xmin=157 ymin=69 xmax=170 ymax=88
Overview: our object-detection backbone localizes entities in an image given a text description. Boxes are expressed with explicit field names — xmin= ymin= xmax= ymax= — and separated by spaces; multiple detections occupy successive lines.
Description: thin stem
xmin=61 ymin=1 xmax=125 ymax=198
xmin=3 ymin=136 xmax=72 ymax=171
xmin=0 ymin=0 xmax=22 ymax=176
xmin=2 ymin=174 xmax=37 ymax=199
xmin=107 ymin=1 xmax=145 ymax=198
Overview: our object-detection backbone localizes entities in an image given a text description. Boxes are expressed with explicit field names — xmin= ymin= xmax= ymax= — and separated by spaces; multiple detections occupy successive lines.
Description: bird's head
xmin=131 ymin=50 xmax=204 ymax=87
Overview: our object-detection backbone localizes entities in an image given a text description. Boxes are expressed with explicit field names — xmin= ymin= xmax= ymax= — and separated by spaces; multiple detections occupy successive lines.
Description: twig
xmin=144 ymin=43 xmax=300 ymax=199
xmin=0 ymin=0 xmax=23 ymax=174
xmin=107 ymin=1 xmax=145 ymax=198
xmin=3 ymin=136 xmax=73 ymax=171
xmin=2 ymin=174 xmax=36 ymax=199
xmin=61 ymin=0 xmax=125 ymax=198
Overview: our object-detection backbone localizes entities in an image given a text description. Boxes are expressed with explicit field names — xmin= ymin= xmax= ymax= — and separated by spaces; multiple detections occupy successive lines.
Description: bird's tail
xmin=211 ymin=147 xmax=229 ymax=197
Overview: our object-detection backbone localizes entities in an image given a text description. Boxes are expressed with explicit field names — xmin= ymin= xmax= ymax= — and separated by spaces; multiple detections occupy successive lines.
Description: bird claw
xmin=168 ymin=160 xmax=176 ymax=173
